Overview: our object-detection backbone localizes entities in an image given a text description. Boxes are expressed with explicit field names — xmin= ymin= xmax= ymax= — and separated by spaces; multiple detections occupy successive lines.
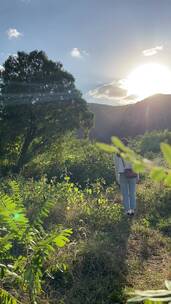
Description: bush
xmin=129 ymin=130 xmax=171 ymax=157
xmin=23 ymin=133 xmax=115 ymax=187
xmin=0 ymin=177 xmax=72 ymax=304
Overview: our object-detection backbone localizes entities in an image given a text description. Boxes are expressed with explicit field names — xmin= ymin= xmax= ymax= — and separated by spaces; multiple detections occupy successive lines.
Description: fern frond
xmin=32 ymin=199 xmax=54 ymax=228
xmin=9 ymin=181 xmax=23 ymax=209
xmin=0 ymin=187 xmax=28 ymax=238
xmin=0 ymin=288 xmax=21 ymax=304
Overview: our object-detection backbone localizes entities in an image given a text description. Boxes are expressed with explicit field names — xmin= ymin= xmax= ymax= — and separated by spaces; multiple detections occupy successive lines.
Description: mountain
xmin=88 ymin=94 xmax=171 ymax=142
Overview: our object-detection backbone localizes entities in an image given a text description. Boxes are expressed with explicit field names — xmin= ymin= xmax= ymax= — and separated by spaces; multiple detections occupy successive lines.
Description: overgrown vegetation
xmin=98 ymin=133 xmax=171 ymax=303
xmin=0 ymin=130 xmax=171 ymax=303
xmin=128 ymin=129 xmax=171 ymax=159
xmin=1 ymin=51 xmax=171 ymax=304
xmin=0 ymin=178 xmax=72 ymax=303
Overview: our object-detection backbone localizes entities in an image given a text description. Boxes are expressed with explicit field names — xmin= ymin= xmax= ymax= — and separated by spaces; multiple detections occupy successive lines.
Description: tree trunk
xmin=14 ymin=124 xmax=36 ymax=173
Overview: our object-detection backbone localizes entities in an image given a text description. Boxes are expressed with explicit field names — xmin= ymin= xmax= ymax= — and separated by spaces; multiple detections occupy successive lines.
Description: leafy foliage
xmin=98 ymin=136 xmax=171 ymax=187
xmin=1 ymin=123 xmax=171 ymax=303
xmin=97 ymin=134 xmax=171 ymax=304
xmin=0 ymin=179 xmax=72 ymax=303
xmin=129 ymin=130 xmax=171 ymax=158
xmin=23 ymin=132 xmax=115 ymax=186
xmin=0 ymin=50 xmax=93 ymax=173
xmin=0 ymin=288 xmax=19 ymax=304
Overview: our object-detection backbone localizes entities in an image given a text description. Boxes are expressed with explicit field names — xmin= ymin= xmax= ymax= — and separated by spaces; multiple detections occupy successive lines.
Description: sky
xmin=1 ymin=0 xmax=171 ymax=105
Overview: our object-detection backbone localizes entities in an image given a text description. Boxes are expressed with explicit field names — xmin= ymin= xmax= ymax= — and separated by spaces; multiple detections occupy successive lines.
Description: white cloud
xmin=7 ymin=28 xmax=23 ymax=39
xmin=142 ymin=45 xmax=163 ymax=56
xmin=82 ymin=50 xmax=89 ymax=56
xmin=88 ymin=80 xmax=138 ymax=106
xmin=89 ymin=81 xmax=127 ymax=100
xmin=0 ymin=65 xmax=4 ymax=71
xmin=70 ymin=48 xmax=89 ymax=59
xmin=71 ymin=48 xmax=81 ymax=58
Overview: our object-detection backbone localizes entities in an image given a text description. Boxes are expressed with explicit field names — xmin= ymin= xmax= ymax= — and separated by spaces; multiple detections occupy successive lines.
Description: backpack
xmin=121 ymin=158 xmax=137 ymax=178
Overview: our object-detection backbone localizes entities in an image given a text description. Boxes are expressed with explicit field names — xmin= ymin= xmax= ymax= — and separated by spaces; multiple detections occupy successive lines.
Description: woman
xmin=114 ymin=148 xmax=138 ymax=216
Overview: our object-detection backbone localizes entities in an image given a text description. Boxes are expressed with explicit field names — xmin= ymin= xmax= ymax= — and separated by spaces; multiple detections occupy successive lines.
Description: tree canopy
xmin=0 ymin=50 xmax=93 ymax=173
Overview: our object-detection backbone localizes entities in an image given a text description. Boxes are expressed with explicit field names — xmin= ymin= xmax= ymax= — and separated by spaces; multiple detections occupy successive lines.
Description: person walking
xmin=114 ymin=148 xmax=138 ymax=216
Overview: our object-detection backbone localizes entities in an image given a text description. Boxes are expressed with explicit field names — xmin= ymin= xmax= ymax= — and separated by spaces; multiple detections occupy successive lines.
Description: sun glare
xmin=125 ymin=63 xmax=171 ymax=100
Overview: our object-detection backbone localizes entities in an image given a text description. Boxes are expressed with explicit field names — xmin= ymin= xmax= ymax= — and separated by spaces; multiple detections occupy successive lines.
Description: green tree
xmin=0 ymin=50 xmax=93 ymax=173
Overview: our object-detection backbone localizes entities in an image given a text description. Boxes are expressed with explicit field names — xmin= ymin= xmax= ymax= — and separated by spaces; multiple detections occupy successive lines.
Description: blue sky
xmin=1 ymin=0 xmax=171 ymax=105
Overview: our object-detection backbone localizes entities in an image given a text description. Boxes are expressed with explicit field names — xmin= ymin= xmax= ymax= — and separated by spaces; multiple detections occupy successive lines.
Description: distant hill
xmin=88 ymin=94 xmax=171 ymax=142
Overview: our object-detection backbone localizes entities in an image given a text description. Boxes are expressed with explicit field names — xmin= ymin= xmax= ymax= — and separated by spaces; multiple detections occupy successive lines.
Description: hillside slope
xmin=88 ymin=94 xmax=171 ymax=142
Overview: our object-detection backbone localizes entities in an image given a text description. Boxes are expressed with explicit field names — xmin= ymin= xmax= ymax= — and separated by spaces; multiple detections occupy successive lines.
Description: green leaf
xmin=111 ymin=136 xmax=127 ymax=151
xmin=150 ymin=167 xmax=166 ymax=182
xmin=161 ymin=143 xmax=171 ymax=167
xmin=133 ymin=290 xmax=171 ymax=297
xmin=164 ymin=173 xmax=171 ymax=187
xmin=0 ymin=288 xmax=19 ymax=304
xmin=148 ymin=297 xmax=171 ymax=302
xmin=165 ymin=280 xmax=171 ymax=291
xmin=132 ymin=160 xmax=145 ymax=173
xmin=96 ymin=142 xmax=117 ymax=154
xmin=54 ymin=229 xmax=72 ymax=248
xmin=127 ymin=296 xmax=147 ymax=303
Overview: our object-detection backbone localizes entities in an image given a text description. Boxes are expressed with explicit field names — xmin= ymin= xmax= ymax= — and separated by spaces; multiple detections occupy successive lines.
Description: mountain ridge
xmin=88 ymin=94 xmax=171 ymax=142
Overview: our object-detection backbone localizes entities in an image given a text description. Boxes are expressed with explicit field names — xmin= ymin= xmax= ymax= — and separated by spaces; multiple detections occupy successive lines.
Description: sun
xmin=125 ymin=63 xmax=171 ymax=100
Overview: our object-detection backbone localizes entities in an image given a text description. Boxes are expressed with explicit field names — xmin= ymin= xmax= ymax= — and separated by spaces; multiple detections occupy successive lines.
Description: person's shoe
xmin=130 ymin=209 xmax=135 ymax=216
xmin=126 ymin=209 xmax=132 ymax=216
